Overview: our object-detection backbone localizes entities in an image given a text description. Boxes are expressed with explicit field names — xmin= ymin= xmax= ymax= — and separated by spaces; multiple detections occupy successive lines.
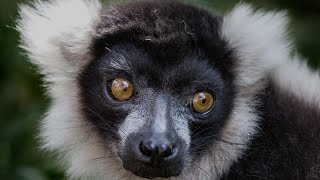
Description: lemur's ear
xmin=17 ymin=0 xmax=102 ymax=80
xmin=221 ymin=4 xmax=291 ymax=89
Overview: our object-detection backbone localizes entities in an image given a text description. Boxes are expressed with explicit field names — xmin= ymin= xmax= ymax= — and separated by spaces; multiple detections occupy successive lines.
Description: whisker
xmin=191 ymin=163 xmax=211 ymax=179
xmin=84 ymin=105 xmax=125 ymax=135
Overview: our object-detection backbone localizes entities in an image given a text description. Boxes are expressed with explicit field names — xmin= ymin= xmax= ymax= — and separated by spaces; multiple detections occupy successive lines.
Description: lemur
xmin=17 ymin=0 xmax=320 ymax=179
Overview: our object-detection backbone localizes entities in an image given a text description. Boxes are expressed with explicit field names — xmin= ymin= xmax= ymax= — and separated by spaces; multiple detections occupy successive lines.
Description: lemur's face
xmin=79 ymin=43 xmax=234 ymax=178
xmin=79 ymin=44 xmax=234 ymax=178
xmin=78 ymin=3 xmax=234 ymax=178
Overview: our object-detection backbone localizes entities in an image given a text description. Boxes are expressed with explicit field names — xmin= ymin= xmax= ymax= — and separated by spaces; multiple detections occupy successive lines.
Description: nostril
xmin=139 ymin=141 xmax=155 ymax=157
xmin=159 ymin=144 xmax=173 ymax=158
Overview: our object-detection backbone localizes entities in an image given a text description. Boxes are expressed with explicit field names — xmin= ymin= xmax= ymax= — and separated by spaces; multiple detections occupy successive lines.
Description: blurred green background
xmin=0 ymin=0 xmax=319 ymax=179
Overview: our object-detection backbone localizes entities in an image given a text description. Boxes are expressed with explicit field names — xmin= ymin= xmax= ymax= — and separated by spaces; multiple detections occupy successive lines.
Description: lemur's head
xmin=79 ymin=2 xmax=236 ymax=178
xmin=17 ymin=0 xmax=289 ymax=179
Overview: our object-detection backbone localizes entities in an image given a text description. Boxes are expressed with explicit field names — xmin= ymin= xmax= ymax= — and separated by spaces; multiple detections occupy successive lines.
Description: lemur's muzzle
xmin=137 ymin=131 xmax=179 ymax=167
xmin=123 ymin=130 xmax=184 ymax=179
xmin=120 ymin=94 xmax=186 ymax=179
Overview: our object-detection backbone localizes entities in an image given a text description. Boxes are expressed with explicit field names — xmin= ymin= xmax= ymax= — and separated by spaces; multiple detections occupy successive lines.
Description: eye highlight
xmin=191 ymin=91 xmax=215 ymax=113
xmin=110 ymin=78 xmax=134 ymax=101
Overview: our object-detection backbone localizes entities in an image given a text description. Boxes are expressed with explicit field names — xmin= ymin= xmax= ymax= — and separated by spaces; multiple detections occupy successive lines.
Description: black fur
xmin=223 ymin=81 xmax=320 ymax=179
xmin=94 ymin=1 xmax=234 ymax=79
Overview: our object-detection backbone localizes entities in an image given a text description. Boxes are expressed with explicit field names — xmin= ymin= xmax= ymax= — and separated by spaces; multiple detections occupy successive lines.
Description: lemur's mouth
xmin=121 ymin=151 xmax=184 ymax=179
xmin=125 ymin=165 xmax=182 ymax=179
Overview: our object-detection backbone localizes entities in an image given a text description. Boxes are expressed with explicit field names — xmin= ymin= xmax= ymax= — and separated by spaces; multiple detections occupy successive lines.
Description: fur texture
xmin=222 ymin=81 xmax=320 ymax=179
xmin=17 ymin=0 xmax=320 ymax=179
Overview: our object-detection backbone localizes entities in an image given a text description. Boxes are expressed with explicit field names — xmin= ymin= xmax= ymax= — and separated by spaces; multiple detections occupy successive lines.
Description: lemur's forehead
xmin=96 ymin=1 xmax=222 ymax=40
xmin=93 ymin=1 xmax=235 ymax=78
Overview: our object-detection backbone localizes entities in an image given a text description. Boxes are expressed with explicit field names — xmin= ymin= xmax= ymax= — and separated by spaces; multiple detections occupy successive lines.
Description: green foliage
xmin=0 ymin=0 xmax=65 ymax=179
xmin=0 ymin=0 xmax=319 ymax=179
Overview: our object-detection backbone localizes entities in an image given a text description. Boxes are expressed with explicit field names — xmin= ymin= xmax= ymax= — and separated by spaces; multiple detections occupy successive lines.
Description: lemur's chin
xmin=126 ymin=166 xmax=182 ymax=179
xmin=120 ymin=151 xmax=184 ymax=179
xmin=120 ymin=155 xmax=184 ymax=179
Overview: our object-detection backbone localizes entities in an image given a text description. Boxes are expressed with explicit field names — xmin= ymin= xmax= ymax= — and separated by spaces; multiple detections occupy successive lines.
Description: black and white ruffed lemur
xmin=17 ymin=0 xmax=320 ymax=179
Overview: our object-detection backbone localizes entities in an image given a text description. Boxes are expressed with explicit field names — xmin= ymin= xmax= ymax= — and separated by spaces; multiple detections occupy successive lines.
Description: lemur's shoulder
xmin=224 ymin=75 xmax=320 ymax=179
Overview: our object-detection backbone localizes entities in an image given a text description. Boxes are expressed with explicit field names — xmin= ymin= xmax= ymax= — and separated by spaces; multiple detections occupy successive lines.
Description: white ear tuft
xmin=17 ymin=0 xmax=102 ymax=80
xmin=221 ymin=3 xmax=291 ymax=90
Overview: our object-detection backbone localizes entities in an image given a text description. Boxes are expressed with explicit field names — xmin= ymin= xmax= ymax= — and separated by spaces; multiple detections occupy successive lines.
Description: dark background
xmin=0 ymin=0 xmax=319 ymax=179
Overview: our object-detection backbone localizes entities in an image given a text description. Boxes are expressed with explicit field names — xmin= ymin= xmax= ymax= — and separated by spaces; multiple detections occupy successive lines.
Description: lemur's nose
xmin=137 ymin=134 xmax=179 ymax=167
xmin=139 ymin=139 xmax=173 ymax=158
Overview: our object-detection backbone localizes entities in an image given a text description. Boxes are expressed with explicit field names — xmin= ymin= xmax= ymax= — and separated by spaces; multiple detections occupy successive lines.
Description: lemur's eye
xmin=110 ymin=78 xmax=134 ymax=101
xmin=191 ymin=91 xmax=215 ymax=113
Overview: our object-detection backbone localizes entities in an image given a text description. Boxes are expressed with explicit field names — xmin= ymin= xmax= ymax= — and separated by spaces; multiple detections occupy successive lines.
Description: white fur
xmin=17 ymin=0 xmax=320 ymax=179
xmin=200 ymin=3 xmax=290 ymax=179
xmin=272 ymin=55 xmax=320 ymax=107
xmin=16 ymin=0 xmax=124 ymax=179
xmin=119 ymin=108 xmax=148 ymax=147
xmin=171 ymin=108 xmax=191 ymax=149
xmin=153 ymin=95 xmax=169 ymax=133
xmin=221 ymin=4 xmax=291 ymax=90
xmin=17 ymin=0 xmax=101 ymax=80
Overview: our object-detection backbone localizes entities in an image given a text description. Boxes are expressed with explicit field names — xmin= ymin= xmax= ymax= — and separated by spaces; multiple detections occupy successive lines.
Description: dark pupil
xmin=122 ymin=82 xmax=128 ymax=91
xmin=201 ymin=95 xmax=206 ymax=104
